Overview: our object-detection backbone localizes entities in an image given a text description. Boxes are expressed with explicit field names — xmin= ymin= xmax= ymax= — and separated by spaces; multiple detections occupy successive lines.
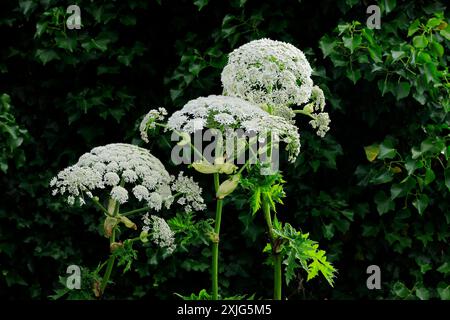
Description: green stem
xmin=293 ymin=109 xmax=315 ymax=119
xmin=91 ymin=196 xmax=111 ymax=216
xmin=156 ymin=123 xmax=206 ymax=161
xmin=262 ymin=197 xmax=282 ymax=300
xmin=212 ymin=173 xmax=224 ymax=300
xmin=100 ymin=228 xmax=116 ymax=296
xmin=121 ymin=206 xmax=152 ymax=217
xmin=274 ymin=254 xmax=282 ymax=300
xmin=99 ymin=198 xmax=120 ymax=297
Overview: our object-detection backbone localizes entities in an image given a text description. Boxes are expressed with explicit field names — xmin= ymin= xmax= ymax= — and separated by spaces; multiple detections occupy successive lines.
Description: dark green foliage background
xmin=0 ymin=0 xmax=449 ymax=299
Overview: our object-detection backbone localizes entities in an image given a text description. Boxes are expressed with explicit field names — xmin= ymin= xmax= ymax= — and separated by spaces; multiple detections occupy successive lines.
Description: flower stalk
xmin=262 ymin=197 xmax=282 ymax=300
xmin=212 ymin=172 xmax=224 ymax=300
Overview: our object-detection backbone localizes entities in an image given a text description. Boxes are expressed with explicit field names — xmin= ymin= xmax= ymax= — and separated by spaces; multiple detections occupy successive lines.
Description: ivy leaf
xmin=346 ymin=68 xmax=361 ymax=84
xmin=319 ymin=35 xmax=336 ymax=58
xmin=390 ymin=177 xmax=416 ymax=199
xmin=396 ymin=82 xmax=410 ymax=100
xmin=424 ymin=168 xmax=435 ymax=185
xmin=343 ymin=35 xmax=362 ymax=54
xmin=415 ymin=287 xmax=430 ymax=300
xmin=367 ymin=45 xmax=383 ymax=63
xmin=378 ymin=142 xmax=396 ymax=159
xmin=383 ymin=0 xmax=396 ymax=13
xmin=426 ymin=17 xmax=442 ymax=28
xmin=35 ymin=49 xmax=60 ymax=65
xmin=374 ymin=191 xmax=395 ymax=215
xmin=393 ymin=282 xmax=410 ymax=298
xmin=437 ymin=283 xmax=450 ymax=300
xmin=413 ymin=35 xmax=428 ymax=48
xmin=56 ymin=36 xmax=77 ymax=52
xmin=423 ymin=62 xmax=439 ymax=83
xmin=412 ymin=194 xmax=429 ymax=215
xmin=437 ymin=262 xmax=450 ymax=275
xmin=19 ymin=0 xmax=37 ymax=16
xmin=429 ymin=41 xmax=444 ymax=57
xmin=408 ymin=19 xmax=420 ymax=36
xmin=444 ymin=168 xmax=450 ymax=192
xmin=439 ymin=25 xmax=450 ymax=40
xmin=193 ymin=0 xmax=209 ymax=11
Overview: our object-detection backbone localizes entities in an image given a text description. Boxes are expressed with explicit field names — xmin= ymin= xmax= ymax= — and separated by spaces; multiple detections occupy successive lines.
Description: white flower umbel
xmin=309 ymin=112 xmax=331 ymax=138
xmin=139 ymin=107 xmax=168 ymax=143
xmin=167 ymin=95 xmax=267 ymax=133
xmin=50 ymin=143 xmax=205 ymax=211
xmin=166 ymin=95 xmax=301 ymax=162
xmin=142 ymin=214 xmax=176 ymax=254
xmin=221 ymin=38 xmax=313 ymax=115
xmin=171 ymin=171 xmax=207 ymax=212
xmin=301 ymin=86 xmax=331 ymax=137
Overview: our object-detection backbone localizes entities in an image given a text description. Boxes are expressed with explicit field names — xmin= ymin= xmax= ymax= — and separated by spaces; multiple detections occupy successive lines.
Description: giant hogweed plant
xmin=49 ymin=143 xmax=207 ymax=299
xmin=140 ymin=39 xmax=337 ymax=300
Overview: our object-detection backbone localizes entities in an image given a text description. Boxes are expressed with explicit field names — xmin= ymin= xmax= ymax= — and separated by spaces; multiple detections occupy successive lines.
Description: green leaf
xmin=424 ymin=168 xmax=435 ymax=185
xmin=444 ymin=168 xmax=450 ymax=192
xmin=364 ymin=144 xmax=380 ymax=162
xmin=426 ymin=17 xmax=442 ymax=28
xmin=413 ymin=35 xmax=428 ymax=48
xmin=250 ymin=187 xmax=261 ymax=215
xmin=423 ymin=62 xmax=439 ymax=83
xmin=391 ymin=50 xmax=405 ymax=62
xmin=285 ymin=250 xmax=298 ymax=285
xmin=343 ymin=35 xmax=362 ymax=54
xmin=393 ymin=282 xmax=410 ymax=298
xmin=346 ymin=68 xmax=361 ymax=84
xmin=193 ymin=0 xmax=209 ymax=11
xmin=412 ymin=194 xmax=429 ymax=215
xmin=439 ymin=25 xmax=450 ymax=40
xmin=437 ymin=283 xmax=450 ymax=300
xmin=396 ymin=82 xmax=410 ymax=100
xmin=416 ymin=51 xmax=432 ymax=64
xmin=383 ymin=0 xmax=396 ymax=13
xmin=35 ymin=49 xmax=60 ymax=65
xmin=429 ymin=41 xmax=444 ymax=57
xmin=407 ymin=19 xmax=420 ymax=37
xmin=55 ymin=36 xmax=77 ymax=52
xmin=367 ymin=45 xmax=383 ymax=63
xmin=19 ymin=0 xmax=37 ymax=16
xmin=371 ymin=170 xmax=394 ymax=184
xmin=390 ymin=177 xmax=416 ymax=199
xmin=415 ymin=287 xmax=430 ymax=300
xmin=374 ymin=191 xmax=395 ymax=215
xmin=437 ymin=262 xmax=450 ymax=275
xmin=378 ymin=141 xmax=396 ymax=159
xmin=405 ymin=159 xmax=418 ymax=175
xmin=319 ymin=35 xmax=337 ymax=58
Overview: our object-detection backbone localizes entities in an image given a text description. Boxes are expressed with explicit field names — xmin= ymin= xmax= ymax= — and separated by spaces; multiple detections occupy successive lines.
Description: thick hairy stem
xmin=100 ymin=228 xmax=116 ymax=296
xmin=273 ymin=254 xmax=282 ymax=300
xmin=99 ymin=198 xmax=120 ymax=297
xmin=212 ymin=173 xmax=224 ymax=300
xmin=262 ymin=198 xmax=282 ymax=300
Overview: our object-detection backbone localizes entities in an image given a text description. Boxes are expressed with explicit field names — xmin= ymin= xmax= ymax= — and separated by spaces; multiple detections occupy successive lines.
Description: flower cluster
xmin=139 ymin=108 xmax=168 ymax=143
xmin=50 ymin=143 xmax=205 ymax=212
xmin=142 ymin=213 xmax=176 ymax=254
xmin=221 ymin=38 xmax=331 ymax=138
xmin=309 ymin=112 xmax=330 ymax=138
xmin=166 ymin=95 xmax=301 ymax=161
xmin=167 ymin=95 xmax=268 ymax=133
xmin=171 ymin=171 xmax=207 ymax=212
xmin=221 ymin=38 xmax=313 ymax=113
xmin=241 ymin=116 xmax=300 ymax=162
